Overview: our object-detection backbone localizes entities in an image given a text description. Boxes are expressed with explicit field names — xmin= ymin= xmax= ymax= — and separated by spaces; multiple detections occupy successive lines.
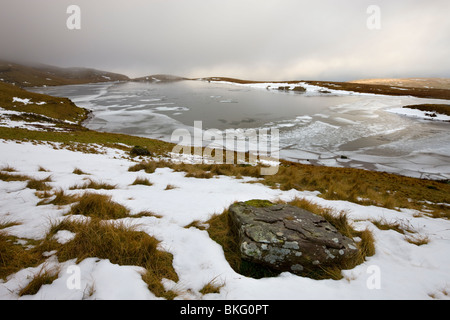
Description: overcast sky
xmin=0 ymin=0 xmax=449 ymax=81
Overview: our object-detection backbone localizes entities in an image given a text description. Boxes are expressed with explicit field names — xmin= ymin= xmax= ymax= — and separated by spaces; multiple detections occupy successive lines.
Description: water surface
xmin=33 ymin=80 xmax=450 ymax=180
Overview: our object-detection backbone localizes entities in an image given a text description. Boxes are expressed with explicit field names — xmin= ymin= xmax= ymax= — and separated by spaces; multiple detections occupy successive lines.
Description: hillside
xmin=349 ymin=78 xmax=450 ymax=90
xmin=0 ymin=81 xmax=88 ymax=124
xmin=202 ymin=77 xmax=450 ymax=100
xmin=0 ymin=60 xmax=129 ymax=88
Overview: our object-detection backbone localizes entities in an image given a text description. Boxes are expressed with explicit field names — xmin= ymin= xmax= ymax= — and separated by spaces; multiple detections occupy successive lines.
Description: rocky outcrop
xmin=228 ymin=200 xmax=358 ymax=275
xmin=292 ymin=86 xmax=307 ymax=93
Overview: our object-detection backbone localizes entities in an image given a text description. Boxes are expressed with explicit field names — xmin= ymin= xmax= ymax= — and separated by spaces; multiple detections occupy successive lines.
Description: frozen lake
xmin=32 ymin=80 xmax=450 ymax=180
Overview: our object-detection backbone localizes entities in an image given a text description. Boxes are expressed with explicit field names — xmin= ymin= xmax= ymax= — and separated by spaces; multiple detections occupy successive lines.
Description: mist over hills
xmin=0 ymin=60 xmax=129 ymax=87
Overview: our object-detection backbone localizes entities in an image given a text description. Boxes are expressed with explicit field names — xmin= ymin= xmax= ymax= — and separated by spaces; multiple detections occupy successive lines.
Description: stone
xmin=292 ymin=86 xmax=307 ymax=93
xmin=130 ymin=145 xmax=151 ymax=157
xmin=228 ymin=200 xmax=359 ymax=275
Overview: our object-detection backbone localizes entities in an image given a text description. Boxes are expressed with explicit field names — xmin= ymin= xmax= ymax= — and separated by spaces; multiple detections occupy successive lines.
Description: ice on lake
xmin=32 ymin=80 xmax=450 ymax=180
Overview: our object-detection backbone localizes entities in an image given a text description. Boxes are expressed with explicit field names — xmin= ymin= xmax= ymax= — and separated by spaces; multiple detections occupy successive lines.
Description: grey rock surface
xmin=228 ymin=201 xmax=358 ymax=275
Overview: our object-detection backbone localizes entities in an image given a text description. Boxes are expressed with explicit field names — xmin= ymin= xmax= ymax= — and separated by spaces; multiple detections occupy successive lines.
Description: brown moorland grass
xmin=1 ymin=192 xmax=174 ymax=297
xmin=43 ymin=218 xmax=178 ymax=299
xmin=130 ymin=159 xmax=450 ymax=218
xmin=72 ymin=168 xmax=89 ymax=175
xmin=0 ymin=232 xmax=43 ymax=280
xmin=261 ymin=161 xmax=450 ymax=218
xmin=37 ymin=189 xmax=80 ymax=206
xmin=0 ymin=60 xmax=129 ymax=87
xmin=131 ymin=177 xmax=153 ymax=186
xmin=0 ymin=171 xmax=30 ymax=182
xmin=0 ymin=165 xmax=16 ymax=172
xmin=199 ymin=277 xmax=225 ymax=295
xmin=18 ymin=266 xmax=60 ymax=297
xmin=26 ymin=176 xmax=52 ymax=191
xmin=349 ymin=78 xmax=450 ymax=90
xmin=67 ymin=192 xmax=158 ymax=220
xmin=303 ymin=80 xmax=450 ymax=100
xmin=68 ymin=193 xmax=130 ymax=219
xmin=69 ymin=179 xmax=117 ymax=190
xmin=200 ymin=77 xmax=450 ymax=100
xmin=0 ymin=126 xmax=175 ymax=156
xmin=0 ymin=219 xmax=21 ymax=230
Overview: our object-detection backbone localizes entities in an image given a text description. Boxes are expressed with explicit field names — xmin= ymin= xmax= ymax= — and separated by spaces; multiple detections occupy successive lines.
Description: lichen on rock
xmin=228 ymin=200 xmax=359 ymax=275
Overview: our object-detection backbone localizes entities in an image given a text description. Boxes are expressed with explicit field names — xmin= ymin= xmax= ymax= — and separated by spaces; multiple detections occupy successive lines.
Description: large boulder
xmin=228 ymin=200 xmax=358 ymax=275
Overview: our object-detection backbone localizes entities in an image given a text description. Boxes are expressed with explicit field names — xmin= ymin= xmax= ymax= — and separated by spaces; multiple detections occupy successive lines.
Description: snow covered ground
xmin=387 ymin=107 xmax=450 ymax=122
xmin=0 ymin=108 xmax=67 ymax=132
xmin=1 ymin=140 xmax=450 ymax=300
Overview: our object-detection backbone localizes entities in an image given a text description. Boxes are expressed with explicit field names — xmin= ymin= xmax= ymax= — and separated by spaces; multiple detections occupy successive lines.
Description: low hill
xmin=349 ymin=78 xmax=450 ymax=90
xmin=303 ymin=80 xmax=450 ymax=100
xmin=0 ymin=60 xmax=129 ymax=88
xmin=132 ymin=74 xmax=188 ymax=83
xmin=200 ymin=76 xmax=450 ymax=100
xmin=0 ymin=81 xmax=88 ymax=123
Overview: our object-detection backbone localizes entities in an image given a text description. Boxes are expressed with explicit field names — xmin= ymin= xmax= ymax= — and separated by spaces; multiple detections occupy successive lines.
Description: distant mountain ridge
xmin=132 ymin=74 xmax=188 ymax=83
xmin=0 ymin=60 xmax=129 ymax=87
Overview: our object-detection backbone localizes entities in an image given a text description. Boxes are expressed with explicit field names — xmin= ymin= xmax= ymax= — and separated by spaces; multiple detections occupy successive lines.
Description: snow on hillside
xmin=387 ymin=107 xmax=450 ymax=122
xmin=1 ymin=140 xmax=450 ymax=300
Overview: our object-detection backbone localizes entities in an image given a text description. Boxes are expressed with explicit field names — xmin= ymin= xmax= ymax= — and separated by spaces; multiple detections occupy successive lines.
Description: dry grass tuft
xmin=0 ymin=232 xmax=43 ymax=280
xmin=128 ymin=159 xmax=450 ymax=218
xmin=0 ymin=171 xmax=30 ymax=182
xmin=37 ymin=189 xmax=80 ymax=206
xmin=26 ymin=177 xmax=52 ymax=191
xmin=0 ymin=165 xmax=17 ymax=172
xmin=0 ymin=219 xmax=21 ymax=230
xmin=72 ymin=168 xmax=89 ymax=175
xmin=405 ymin=234 xmax=430 ymax=246
xmin=131 ymin=177 xmax=153 ymax=186
xmin=199 ymin=277 xmax=225 ymax=295
xmin=370 ymin=217 xmax=415 ymax=235
xmin=45 ymin=218 xmax=178 ymax=299
xmin=18 ymin=265 xmax=60 ymax=296
xmin=68 ymin=193 xmax=130 ymax=219
xmin=69 ymin=179 xmax=116 ymax=190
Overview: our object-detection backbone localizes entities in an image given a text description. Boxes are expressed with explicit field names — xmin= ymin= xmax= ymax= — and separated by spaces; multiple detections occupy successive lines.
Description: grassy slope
xmin=303 ymin=80 xmax=450 ymax=100
xmin=349 ymin=78 xmax=450 ymax=90
xmin=0 ymin=82 xmax=88 ymax=123
xmin=0 ymin=81 xmax=176 ymax=154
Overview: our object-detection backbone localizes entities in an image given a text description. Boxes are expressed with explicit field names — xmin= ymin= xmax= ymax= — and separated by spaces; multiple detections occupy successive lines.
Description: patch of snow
xmin=12 ymin=97 xmax=31 ymax=105
xmin=387 ymin=107 xmax=450 ymax=122
xmin=52 ymin=230 xmax=76 ymax=244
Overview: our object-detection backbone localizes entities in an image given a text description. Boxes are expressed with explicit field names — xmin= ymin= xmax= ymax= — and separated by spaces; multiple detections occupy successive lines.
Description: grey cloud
xmin=0 ymin=0 xmax=448 ymax=80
